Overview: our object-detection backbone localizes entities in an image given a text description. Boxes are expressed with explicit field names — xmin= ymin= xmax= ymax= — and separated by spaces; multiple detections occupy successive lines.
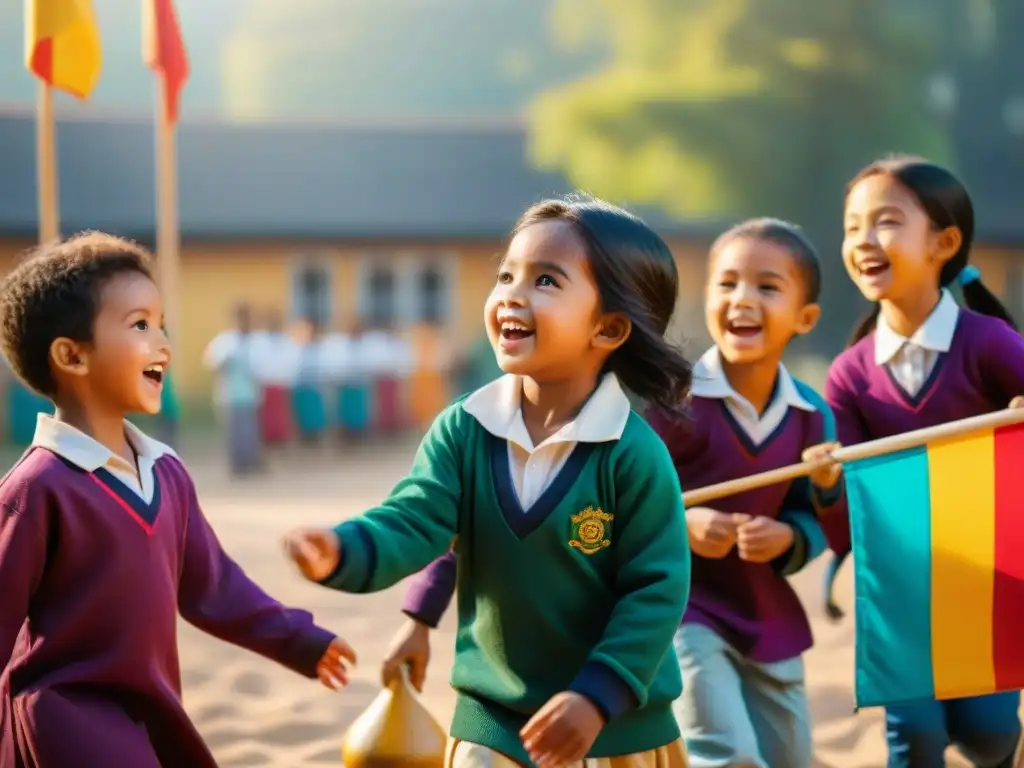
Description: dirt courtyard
xmin=168 ymin=437 xmax=968 ymax=768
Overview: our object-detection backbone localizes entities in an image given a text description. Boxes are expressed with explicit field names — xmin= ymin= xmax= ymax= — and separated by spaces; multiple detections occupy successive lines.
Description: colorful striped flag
xmin=144 ymin=0 xmax=190 ymax=124
xmin=848 ymin=420 xmax=1024 ymax=707
xmin=24 ymin=0 xmax=102 ymax=98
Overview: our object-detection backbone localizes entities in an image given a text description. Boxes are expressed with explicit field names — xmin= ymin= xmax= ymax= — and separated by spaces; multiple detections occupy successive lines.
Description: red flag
xmin=144 ymin=0 xmax=189 ymax=123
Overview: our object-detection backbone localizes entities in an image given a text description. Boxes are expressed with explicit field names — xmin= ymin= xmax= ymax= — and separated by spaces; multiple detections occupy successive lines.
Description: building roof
xmin=3 ymin=107 xmax=1019 ymax=245
xmin=0 ymin=107 xmax=717 ymax=241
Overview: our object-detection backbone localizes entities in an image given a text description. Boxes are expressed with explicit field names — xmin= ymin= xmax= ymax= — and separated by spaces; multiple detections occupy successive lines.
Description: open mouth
xmin=143 ymin=364 xmax=165 ymax=384
xmin=500 ymin=320 xmax=535 ymax=342
xmin=857 ymin=259 xmax=890 ymax=278
xmin=726 ymin=320 xmax=762 ymax=338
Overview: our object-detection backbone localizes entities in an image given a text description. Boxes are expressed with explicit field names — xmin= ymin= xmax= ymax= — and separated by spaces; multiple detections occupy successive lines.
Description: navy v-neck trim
xmin=489 ymin=432 xmax=596 ymax=540
xmin=883 ymin=351 xmax=948 ymax=409
xmin=49 ymin=452 xmax=164 ymax=534
xmin=90 ymin=465 xmax=163 ymax=534
xmin=719 ymin=401 xmax=793 ymax=456
xmin=716 ymin=376 xmax=788 ymax=456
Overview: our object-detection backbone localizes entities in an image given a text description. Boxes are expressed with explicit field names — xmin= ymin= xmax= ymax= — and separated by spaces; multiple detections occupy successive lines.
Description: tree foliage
xmin=528 ymin=0 xmax=951 ymax=222
xmin=221 ymin=0 xmax=603 ymax=121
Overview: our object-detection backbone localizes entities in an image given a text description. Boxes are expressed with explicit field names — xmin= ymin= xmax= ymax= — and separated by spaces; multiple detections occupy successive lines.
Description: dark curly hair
xmin=0 ymin=232 xmax=155 ymax=397
xmin=512 ymin=193 xmax=692 ymax=413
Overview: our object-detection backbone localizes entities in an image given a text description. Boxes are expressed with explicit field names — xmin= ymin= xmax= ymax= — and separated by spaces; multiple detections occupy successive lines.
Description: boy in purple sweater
xmin=387 ymin=219 xmax=843 ymax=768
xmin=826 ymin=156 xmax=1024 ymax=767
xmin=649 ymin=219 xmax=842 ymax=768
xmin=0 ymin=233 xmax=354 ymax=768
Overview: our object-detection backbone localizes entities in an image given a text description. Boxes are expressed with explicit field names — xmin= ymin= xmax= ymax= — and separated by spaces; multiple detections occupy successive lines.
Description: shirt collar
xmin=874 ymin=288 xmax=960 ymax=365
xmin=690 ymin=346 xmax=816 ymax=412
xmin=462 ymin=372 xmax=632 ymax=450
xmin=32 ymin=414 xmax=174 ymax=472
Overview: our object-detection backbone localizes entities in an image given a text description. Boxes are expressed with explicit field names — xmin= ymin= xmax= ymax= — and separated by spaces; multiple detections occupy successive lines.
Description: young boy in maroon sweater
xmin=0 ymin=233 xmax=354 ymax=768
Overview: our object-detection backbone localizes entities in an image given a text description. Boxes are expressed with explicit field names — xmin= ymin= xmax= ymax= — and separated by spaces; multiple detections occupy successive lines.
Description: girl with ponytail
xmin=826 ymin=155 xmax=1024 ymax=767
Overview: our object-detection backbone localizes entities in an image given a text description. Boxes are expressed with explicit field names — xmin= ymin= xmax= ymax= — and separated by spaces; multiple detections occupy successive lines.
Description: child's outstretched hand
xmin=520 ymin=691 xmax=604 ymax=768
xmin=1010 ymin=396 xmax=1024 ymax=409
xmin=686 ymin=506 xmax=738 ymax=559
xmin=317 ymin=637 xmax=357 ymax=691
xmin=803 ymin=441 xmax=842 ymax=489
xmin=734 ymin=514 xmax=794 ymax=564
xmin=381 ymin=618 xmax=431 ymax=692
xmin=282 ymin=528 xmax=341 ymax=582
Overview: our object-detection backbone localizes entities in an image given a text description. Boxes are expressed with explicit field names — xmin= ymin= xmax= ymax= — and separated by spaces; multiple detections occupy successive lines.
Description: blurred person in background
xmin=319 ymin=320 xmax=353 ymax=445
xmin=407 ymin=318 xmax=452 ymax=431
xmin=253 ymin=308 xmax=300 ymax=449
xmin=334 ymin=319 xmax=373 ymax=444
xmin=203 ymin=303 xmax=263 ymax=476
xmin=366 ymin=321 xmax=408 ymax=438
xmin=291 ymin=319 xmax=329 ymax=445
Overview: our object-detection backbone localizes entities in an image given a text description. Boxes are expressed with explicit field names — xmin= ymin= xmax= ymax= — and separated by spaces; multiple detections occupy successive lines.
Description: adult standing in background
xmin=291 ymin=319 xmax=329 ymax=445
xmin=253 ymin=308 xmax=300 ymax=448
xmin=203 ymin=304 xmax=263 ymax=476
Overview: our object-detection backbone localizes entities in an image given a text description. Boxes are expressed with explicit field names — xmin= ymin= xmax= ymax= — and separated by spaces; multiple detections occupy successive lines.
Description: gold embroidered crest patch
xmin=569 ymin=506 xmax=614 ymax=555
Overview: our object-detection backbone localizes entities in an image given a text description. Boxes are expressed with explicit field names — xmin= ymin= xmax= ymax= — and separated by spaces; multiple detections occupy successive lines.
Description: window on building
xmin=419 ymin=264 xmax=444 ymax=324
xmin=292 ymin=263 xmax=331 ymax=331
xmin=366 ymin=265 xmax=397 ymax=328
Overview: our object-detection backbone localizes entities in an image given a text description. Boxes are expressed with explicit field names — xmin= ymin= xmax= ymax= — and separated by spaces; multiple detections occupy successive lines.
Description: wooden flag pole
xmin=683 ymin=407 xmax=1024 ymax=507
xmin=35 ymin=81 xmax=60 ymax=243
xmin=154 ymin=74 xmax=181 ymax=347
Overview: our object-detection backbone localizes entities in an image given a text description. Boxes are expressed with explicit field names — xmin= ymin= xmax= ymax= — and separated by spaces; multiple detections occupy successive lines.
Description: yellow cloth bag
xmin=341 ymin=668 xmax=447 ymax=767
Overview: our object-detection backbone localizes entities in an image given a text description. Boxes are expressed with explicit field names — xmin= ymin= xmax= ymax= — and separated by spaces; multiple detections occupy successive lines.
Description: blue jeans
xmin=674 ymin=624 xmax=812 ymax=768
xmin=886 ymin=692 xmax=1021 ymax=767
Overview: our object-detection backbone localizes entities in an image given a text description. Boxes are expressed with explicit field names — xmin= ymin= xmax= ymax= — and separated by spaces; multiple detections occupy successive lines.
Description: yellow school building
xmin=0 ymin=107 xmax=1022 ymax=409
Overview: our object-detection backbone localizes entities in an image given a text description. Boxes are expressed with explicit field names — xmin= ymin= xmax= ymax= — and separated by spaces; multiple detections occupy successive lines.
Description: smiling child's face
xmin=842 ymin=173 xmax=959 ymax=303
xmin=705 ymin=236 xmax=820 ymax=365
xmin=83 ymin=271 xmax=171 ymax=415
xmin=484 ymin=220 xmax=607 ymax=381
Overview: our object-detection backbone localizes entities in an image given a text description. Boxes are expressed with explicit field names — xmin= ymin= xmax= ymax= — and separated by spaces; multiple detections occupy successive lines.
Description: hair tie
xmin=957 ymin=265 xmax=981 ymax=287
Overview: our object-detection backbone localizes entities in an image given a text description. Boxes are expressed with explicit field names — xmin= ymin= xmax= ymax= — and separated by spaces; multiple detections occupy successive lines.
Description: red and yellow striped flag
xmin=144 ymin=0 xmax=189 ymax=124
xmin=24 ymin=0 xmax=102 ymax=99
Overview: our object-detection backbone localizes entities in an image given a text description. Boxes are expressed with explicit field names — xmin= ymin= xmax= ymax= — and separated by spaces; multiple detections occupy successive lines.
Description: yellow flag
xmin=24 ymin=0 xmax=102 ymax=99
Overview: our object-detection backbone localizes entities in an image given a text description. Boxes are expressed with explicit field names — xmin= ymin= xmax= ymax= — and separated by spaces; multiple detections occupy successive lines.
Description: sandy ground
xmin=173 ymin=437 xmax=973 ymax=768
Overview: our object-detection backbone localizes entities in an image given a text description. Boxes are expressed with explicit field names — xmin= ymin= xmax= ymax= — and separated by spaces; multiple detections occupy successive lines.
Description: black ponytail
xmin=844 ymin=155 xmax=1018 ymax=348
xmin=512 ymin=194 xmax=692 ymax=414
xmin=607 ymin=320 xmax=692 ymax=414
xmin=960 ymin=274 xmax=1018 ymax=330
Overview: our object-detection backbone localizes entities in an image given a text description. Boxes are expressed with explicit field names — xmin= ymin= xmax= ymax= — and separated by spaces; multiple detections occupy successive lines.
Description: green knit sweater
xmin=325 ymin=397 xmax=690 ymax=763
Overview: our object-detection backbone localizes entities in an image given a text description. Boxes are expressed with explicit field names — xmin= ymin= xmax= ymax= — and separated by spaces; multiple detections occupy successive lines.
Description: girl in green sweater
xmin=284 ymin=195 xmax=694 ymax=768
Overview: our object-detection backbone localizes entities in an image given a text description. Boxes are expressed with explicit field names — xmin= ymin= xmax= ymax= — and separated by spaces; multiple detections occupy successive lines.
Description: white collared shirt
xmin=32 ymin=415 xmax=175 ymax=503
xmin=462 ymin=373 xmax=632 ymax=510
xmin=691 ymin=346 xmax=816 ymax=445
xmin=874 ymin=289 xmax=959 ymax=396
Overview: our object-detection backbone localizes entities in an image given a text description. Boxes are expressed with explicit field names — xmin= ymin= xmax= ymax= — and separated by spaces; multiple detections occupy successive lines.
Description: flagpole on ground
xmin=154 ymin=73 xmax=181 ymax=348
xmin=145 ymin=0 xmax=189 ymax=349
xmin=35 ymin=80 xmax=59 ymax=243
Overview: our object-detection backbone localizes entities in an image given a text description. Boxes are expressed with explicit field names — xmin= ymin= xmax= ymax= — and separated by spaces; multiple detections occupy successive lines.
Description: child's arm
xmin=773 ymin=504 xmax=828 ymax=577
xmin=402 ymin=549 xmax=457 ymax=628
xmin=0 ymin=484 xmax=47 ymax=669
xmin=176 ymin=470 xmax=345 ymax=680
xmin=822 ymin=370 xmax=870 ymax=618
xmin=309 ymin=406 xmax=465 ymax=594
xmin=565 ymin=427 xmax=690 ymax=721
